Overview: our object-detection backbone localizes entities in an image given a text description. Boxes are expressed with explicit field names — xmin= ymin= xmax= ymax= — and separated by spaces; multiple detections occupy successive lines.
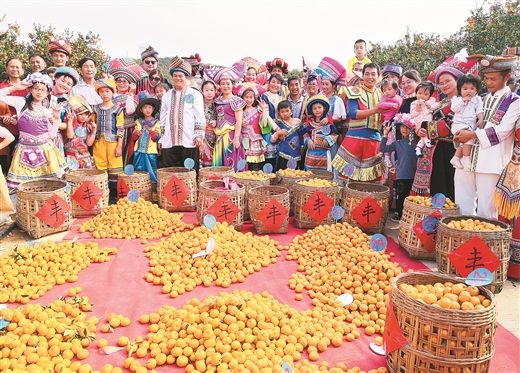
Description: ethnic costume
xmin=64 ymin=96 xmax=95 ymax=169
xmin=332 ymin=85 xmax=384 ymax=181
xmin=133 ymin=118 xmax=161 ymax=182
xmin=112 ymin=93 xmax=138 ymax=167
xmin=260 ymin=91 xmax=282 ymax=168
xmin=200 ymin=101 xmax=217 ymax=168
xmin=273 ymin=118 xmax=303 ymax=170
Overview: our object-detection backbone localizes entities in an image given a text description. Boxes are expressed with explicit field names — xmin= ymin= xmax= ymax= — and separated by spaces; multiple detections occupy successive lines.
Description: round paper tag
xmin=421 ymin=216 xmax=438 ymax=233
xmin=336 ymin=293 xmax=354 ymax=306
xmin=184 ymin=158 xmax=195 ymax=170
xmin=287 ymin=158 xmax=297 ymax=170
xmin=263 ymin=163 xmax=273 ymax=174
xmin=124 ymin=165 xmax=134 ymax=176
xmin=343 ymin=163 xmax=355 ymax=177
xmin=465 ymin=268 xmax=493 ymax=286
xmin=127 ymin=189 xmax=140 ymax=202
xmin=331 ymin=205 xmax=345 ymax=220
xmin=206 ymin=238 xmax=215 ymax=254
xmin=369 ymin=342 xmax=385 ymax=356
xmin=237 ymin=159 xmax=247 ymax=171
xmin=74 ymin=126 xmax=87 ymax=138
xmin=321 ymin=125 xmax=331 ymax=135
xmin=67 ymin=158 xmax=79 ymax=171
xmin=431 ymin=193 xmax=446 ymax=208
xmin=281 ymin=362 xmax=294 ymax=373
xmin=204 ymin=214 xmax=217 ymax=229
xmin=370 ymin=234 xmax=387 ymax=252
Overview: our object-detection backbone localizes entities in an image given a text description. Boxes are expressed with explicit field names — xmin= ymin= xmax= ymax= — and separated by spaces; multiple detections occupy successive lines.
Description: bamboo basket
xmin=231 ymin=174 xmax=270 ymax=220
xmin=276 ymin=172 xmax=314 ymax=215
xmin=310 ymin=170 xmax=334 ymax=181
xmin=197 ymin=180 xmax=245 ymax=231
xmin=117 ymin=171 xmax=152 ymax=201
xmin=248 ymin=186 xmax=290 ymax=234
xmin=157 ymin=167 xmax=197 ymax=212
xmin=65 ymin=169 xmax=109 ymax=217
xmin=199 ymin=166 xmax=235 ymax=184
xmin=391 ymin=272 xmax=497 ymax=361
xmin=16 ymin=179 xmax=72 ymax=239
xmin=436 ymin=216 xmax=511 ymax=294
xmin=341 ymin=182 xmax=390 ymax=234
xmin=399 ymin=199 xmax=460 ymax=260
xmin=293 ymin=180 xmax=340 ymax=229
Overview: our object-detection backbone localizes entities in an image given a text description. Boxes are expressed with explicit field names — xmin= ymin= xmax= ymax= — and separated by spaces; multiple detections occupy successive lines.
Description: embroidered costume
xmin=273 ymin=118 xmax=303 ymax=170
xmin=133 ymin=118 xmax=161 ymax=182
xmin=200 ymin=101 xmax=217 ymax=168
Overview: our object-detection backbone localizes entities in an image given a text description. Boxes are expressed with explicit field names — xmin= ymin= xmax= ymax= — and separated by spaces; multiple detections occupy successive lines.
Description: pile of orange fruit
xmin=285 ymin=222 xmax=405 ymax=339
xmin=406 ymin=195 xmax=457 ymax=208
xmin=144 ymin=222 xmax=282 ymax=297
xmin=79 ymin=197 xmax=193 ymax=241
xmin=445 ymin=218 xmax=504 ymax=231
xmin=278 ymin=169 xmax=313 ymax=177
xmin=0 ymin=241 xmax=117 ymax=304
xmin=233 ymin=170 xmax=271 ymax=180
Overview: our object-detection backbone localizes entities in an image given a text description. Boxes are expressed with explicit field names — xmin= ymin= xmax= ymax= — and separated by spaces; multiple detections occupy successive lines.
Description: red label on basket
xmin=448 ymin=236 xmax=501 ymax=278
xmin=162 ymin=175 xmax=189 ymax=207
xmin=209 ymin=173 xmax=221 ymax=181
xmin=35 ymin=194 xmax=70 ymax=229
xmin=207 ymin=194 xmax=240 ymax=225
xmin=412 ymin=210 xmax=443 ymax=252
xmin=351 ymin=196 xmax=384 ymax=229
xmin=303 ymin=189 xmax=334 ymax=223
xmin=72 ymin=180 xmax=102 ymax=211
xmin=257 ymin=198 xmax=289 ymax=231
xmin=117 ymin=179 xmax=130 ymax=199
xmin=383 ymin=290 xmax=408 ymax=355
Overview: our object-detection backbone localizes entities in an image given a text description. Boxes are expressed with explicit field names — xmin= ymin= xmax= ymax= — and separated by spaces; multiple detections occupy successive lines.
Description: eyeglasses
xmin=144 ymin=60 xmax=157 ymax=65
xmin=150 ymin=77 xmax=161 ymax=82
xmin=31 ymin=87 xmax=47 ymax=93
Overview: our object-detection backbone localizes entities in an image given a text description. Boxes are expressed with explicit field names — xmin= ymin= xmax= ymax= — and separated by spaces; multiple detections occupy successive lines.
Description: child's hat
xmin=346 ymin=70 xmax=363 ymax=86
xmin=393 ymin=113 xmax=415 ymax=130
xmin=24 ymin=72 xmax=54 ymax=90
xmin=266 ymin=58 xmax=289 ymax=75
xmin=105 ymin=57 xmax=148 ymax=84
xmin=382 ymin=64 xmax=403 ymax=78
xmin=54 ymin=66 xmax=80 ymax=86
xmin=428 ymin=49 xmax=479 ymax=84
xmin=68 ymin=95 xmax=92 ymax=115
xmin=306 ymin=94 xmax=330 ymax=115
xmin=135 ymin=98 xmax=161 ymax=119
xmin=169 ymin=56 xmax=192 ymax=77
xmin=48 ymin=37 xmax=72 ymax=56
xmin=95 ymin=78 xmax=116 ymax=93
xmin=316 ymin=57 xmax=347 ymax=86
xmin=233 ymin=82 xmax=266 ymax=98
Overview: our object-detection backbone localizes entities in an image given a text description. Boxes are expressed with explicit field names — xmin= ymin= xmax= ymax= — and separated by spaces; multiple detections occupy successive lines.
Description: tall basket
xmin=248 ymin=186 xmax=290 ymax=234
xmin=157 ymin=167 xmax=197 ymax=212
xmin=117 ymin=171 xmax=152 ymax=201
xmin=399 ymin=199 xmax=460 ymax=260
xmin=65 ymin=169 xmax=109 ymax=217
xmin=293 ymin=181 xmax=340 ymax=229
xmin=197 ymin=180 xmax=245 ymax=231
xmin=341 ymin=182 xmax=390 ymax=234
xmin=232 ymin=175 xmax=270 ymax=220
xmin=276 ymin=172 xmax=314 ymax=215
xmin=436 ymin=216 xmax=511 ymax=294
xmin=16 ymin=179 xmax=72 ymax=239
xmin=199 ymin=166 xmax=235 ymax=184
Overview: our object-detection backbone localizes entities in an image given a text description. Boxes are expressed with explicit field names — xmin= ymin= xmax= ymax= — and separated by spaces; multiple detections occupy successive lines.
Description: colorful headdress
xmin=169 ymin=56 xmax=192 ymax=77
xmin=135 ymin=98 xmax=161 ymax=119
xmin=95 ymin=78 xmax=116 ymax=93
xmin=141 ymin=45 xmax=159 ymax=61
xmin=204 ymin=63 xmax=246 ymax=85
xmin=232 ymin=83 xmax=266 ymax=98
xmin=48 ymin=38 xmax=72 ymax=56
xmin=316 ymin=57 xmax=347 ymax=87
xmin=346 ymin=71 xmax=363 ymax=86
xmin=105 ymin=57 xmax=148 ymax=84
xmin=392 ymin=113 xmax=416 ymax=144
xmin=54 ymin=66 xmax=80 ymax=86
xmin=68 ymin=95 xmax=93 ymax=115
xmin=24 ymin=72 xmax=54 ymax=90
xmin=306 ymin=94 xmax=330 ymax=116
xmin=306 ymin=69 xmax=318 ymax=84
xmin=382 ymin=63 xmax=403 ymax=78
xmin=182 ymin=54 xmax=202 ymax=76
xmin=467 ymin=53 xmax=519 ymax=74
xmin=266 ymin=58 xmax=289 ymax=75
xmin=428 ymin=49 xmax=479 ymax=84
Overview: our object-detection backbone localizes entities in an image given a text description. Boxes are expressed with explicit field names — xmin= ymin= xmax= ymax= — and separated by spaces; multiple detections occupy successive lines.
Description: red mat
xmin=4 ymin=212 xmax=519 ymax=372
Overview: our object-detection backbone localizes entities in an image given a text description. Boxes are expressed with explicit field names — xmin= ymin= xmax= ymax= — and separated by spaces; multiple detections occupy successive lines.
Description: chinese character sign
xmin=303 ymin=190 xmax=334 ymax=223
xmin=35 ymin=194 xmax=70 ymax=228
xmin=257 ymin=198 xmax=289 ymax=231
xmin=383 ymin=291 xmax=408 ymax=355
xmin=162 ymin=175 xmax=189 ymax=207
xmin=72 ymin=180 xmax=102 ymax=211
xmin=448 ymin=236 xmax=501 ymax=278
xmin=207 ymin=194 xmax=240 ymax=225
xmin=351 ymin=196 xmax=384 ymax=229
xmin=117 ymin=179 xmax=130 ymax=200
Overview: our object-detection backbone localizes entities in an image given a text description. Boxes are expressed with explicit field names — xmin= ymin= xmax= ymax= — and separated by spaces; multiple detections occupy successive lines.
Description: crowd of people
xmin=0 ymin=39 xmax=519 ymax=233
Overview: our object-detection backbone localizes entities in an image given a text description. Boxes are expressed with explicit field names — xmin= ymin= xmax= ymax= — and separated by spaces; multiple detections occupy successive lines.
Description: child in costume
xmin=272 ymin=100 xmax=303 ymax=171
xmin=410 ymin=81 xmax=440 ymax=157
xmin=92 ymin=78 xmax=125 ymax=197
xmin=64 ymin=95 xmax=96 ymax=169
xmin=260 ymin=74 xmax=284 ymax=170
xmin=347 ymin=39 xmax=371 ymax=72
xmin=0 ymin=73 xmax=66 ymax=189
xmin=449 ymin=74 xmax=484 ymax=170
xmin=377 ymin=79 xmax=403 ymax=123
xmin=302 ymin=95 xmax=338 ymax=171
xmin=132 ymin=98 xmax=161 ymax=182
xmin=200 ymin=81 xmax=217 ymax=168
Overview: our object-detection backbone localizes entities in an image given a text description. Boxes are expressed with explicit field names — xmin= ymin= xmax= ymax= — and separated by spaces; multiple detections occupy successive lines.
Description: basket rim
xmin=199 ymin=180 xmax=245 ymax=190
xmin=17 ymin=179 xmax=68 ymax=191
xmin=403 ymin=198 xmax=460 ymax=212
xmin=157 ymin=167 xmax=196 ymax=175
xmin=439 ymin=215 xmax=511 ymax=231
xmin=248 ymin=185 xmax=290 ymax=195
xmin=345 ymin=181 xmax=389 ymax=193
xmin=392 ymin=343 xmax=495 ymax=364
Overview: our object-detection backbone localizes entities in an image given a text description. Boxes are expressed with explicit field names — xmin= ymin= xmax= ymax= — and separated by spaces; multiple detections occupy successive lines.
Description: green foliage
xmin=286 ymin=68 xmax=304 ymax=79
xmin=368 ymin=0 xmax=520 ymax=79
xmin=0 ymin=16 xmax=110 ymax=81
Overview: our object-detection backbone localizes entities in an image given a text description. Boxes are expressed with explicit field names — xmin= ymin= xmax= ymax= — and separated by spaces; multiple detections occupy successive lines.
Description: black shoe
xmin=391 ymin=215 xmax=401 ymax=223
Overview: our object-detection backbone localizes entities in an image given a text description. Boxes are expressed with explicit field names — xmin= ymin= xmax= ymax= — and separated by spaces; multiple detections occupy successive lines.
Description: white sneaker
xmin=450 ymin=157 xmax=463 ymax=169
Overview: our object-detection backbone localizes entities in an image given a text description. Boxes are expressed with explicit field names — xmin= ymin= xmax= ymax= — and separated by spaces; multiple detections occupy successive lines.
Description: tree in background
xmin=368 ymin=0 xmax=520 ymax=79
xmin=0 ymin=16 xmax=109 ymax=81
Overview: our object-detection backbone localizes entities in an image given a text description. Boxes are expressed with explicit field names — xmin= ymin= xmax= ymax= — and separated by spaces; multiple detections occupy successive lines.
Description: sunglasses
xmin=144 ymin=60 xmax=157 ymax=65
xmin=150 ymin=77 xmax=161 ymax=82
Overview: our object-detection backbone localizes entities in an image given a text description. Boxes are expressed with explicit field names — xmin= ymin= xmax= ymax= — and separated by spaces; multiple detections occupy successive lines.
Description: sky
xmin=1 ymin=0 xmax=489 ymax=69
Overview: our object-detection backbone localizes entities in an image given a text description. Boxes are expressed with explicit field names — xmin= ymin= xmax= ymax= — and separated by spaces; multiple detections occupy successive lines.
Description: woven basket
xmin=293 ymin=181 xmax=340 ymax=229
xmin=248 ymin=186 xmax=290 ymax=234
xmin=340 ymin=182 xmax=390 ymax=234
xmin=391 ymin=272 xmax=497 ymax=362
xmin=276 ymin=172 xmax=314 ymax=215
xmin=197 ymin=180 xmax=245 ymax=231
xmin=310 ymin=170 xmax=334 ymax=181
xmin=231 ymin=175 xmax=270 ymax=220
xmin=65 ymin=169 xmax=109 ymax=217
xmin=399 ymin=199 xmax=461 ymax=260
xmin=157 ymin=167 xmax=197 ymax=212
xmin=436 ymin=216 xmax=511 ymax=294
xmin=117 ymin=171 xmax=152 ymax=201
xmin=16 ymin=179 xmax=72 ymax=239
xmin=199 ymin=166 xmax=235 ymax=184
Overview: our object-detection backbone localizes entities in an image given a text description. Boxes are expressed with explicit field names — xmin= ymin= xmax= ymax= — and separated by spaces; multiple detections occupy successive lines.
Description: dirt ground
xmin=0 ymin=221 xmax=32 ymax=252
